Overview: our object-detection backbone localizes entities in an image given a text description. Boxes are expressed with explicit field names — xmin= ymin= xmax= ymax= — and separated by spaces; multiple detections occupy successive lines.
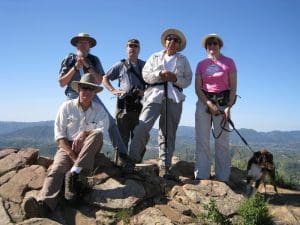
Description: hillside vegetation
xmin=1 ymin=121 xmax=299 ymax=189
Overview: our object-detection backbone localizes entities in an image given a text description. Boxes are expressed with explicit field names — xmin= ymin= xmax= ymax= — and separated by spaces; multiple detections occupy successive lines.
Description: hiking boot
xmin=65 ymin=171 xmax=79 ymax=202
xmin=23 ymin=197 xmax=49 ymax=218
xmin=116 ymin=153 xmax=135 ymax=174
xmin=159 ymin=166 xmax=177 ymax=181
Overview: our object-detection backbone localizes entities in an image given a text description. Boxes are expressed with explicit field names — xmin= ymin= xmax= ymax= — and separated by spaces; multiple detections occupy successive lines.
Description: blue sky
xmin=1 ymin=0 xmax=299 ymax=132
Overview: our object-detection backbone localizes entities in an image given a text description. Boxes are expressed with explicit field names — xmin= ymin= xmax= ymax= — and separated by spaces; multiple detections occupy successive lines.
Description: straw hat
xmin=71 ymin=73 xmax=103 ymax=93
xmin=71 ymin=33 xmax=97 ymax=48
xmin=201 ymin=34 xmax=223 ymax=48
xmin=161 ymin=28 xmax=186 ymax=52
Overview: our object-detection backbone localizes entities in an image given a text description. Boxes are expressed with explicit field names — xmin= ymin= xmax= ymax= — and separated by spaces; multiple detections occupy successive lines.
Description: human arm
xmin=173 ymin=55 xmax=193 ymax=89
xmin=56 ymin=138 xmax=77 ymax=162
xmin=195 ymin=73 xmax=220 ymax=115
xmin=102 ymin=75 xmax=126 ymax=96
xmin=224 ymin=64 xmax=237 ymax=120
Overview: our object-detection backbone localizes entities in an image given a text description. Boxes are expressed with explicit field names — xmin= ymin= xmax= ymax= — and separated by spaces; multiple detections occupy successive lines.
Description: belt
xmin=148 ymin=82 xmax=183 ymax=92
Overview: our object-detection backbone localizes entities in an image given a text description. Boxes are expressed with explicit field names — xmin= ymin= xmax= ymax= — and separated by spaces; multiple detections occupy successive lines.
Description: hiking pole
xmin=163 ymin=82 xmax=168 ymax=162
xmin=228 ymin=118 xmax=254 ymax=153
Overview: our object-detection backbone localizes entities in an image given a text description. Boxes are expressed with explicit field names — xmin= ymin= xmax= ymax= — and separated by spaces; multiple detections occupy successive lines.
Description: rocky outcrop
xmin=0 ymin=147 xmax=299 ymax=225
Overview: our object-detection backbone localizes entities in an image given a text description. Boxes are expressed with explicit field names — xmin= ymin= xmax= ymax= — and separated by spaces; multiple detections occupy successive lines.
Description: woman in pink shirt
xmin=194 ymin=34 xmax=237 ymax=182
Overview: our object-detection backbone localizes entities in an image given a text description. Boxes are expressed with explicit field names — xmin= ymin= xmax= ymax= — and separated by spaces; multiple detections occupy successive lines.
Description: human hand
xmin=223 ymin=106 xmax=231 ymax=120
xmin=112 ymin=89 xmax=126 ymax=96
xmin=75 ymin=56 xmax=84 ymax=70
xmin=160 ymin=70 xmax=177 ymax=82
xmin=72 ymin=131 xmax=87 ymax=154
xmin=68 ymin=151 xmax=77 ymax=163
xmin=206 ymin=100 xmax=221 ymax=116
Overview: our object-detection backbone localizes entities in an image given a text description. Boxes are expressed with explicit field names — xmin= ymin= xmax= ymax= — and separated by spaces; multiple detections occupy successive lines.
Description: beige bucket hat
xmin=161 ymin=28 xmax=186 ymax=52
xmin=71 ymin=33 xmax=97 ymax=48
xmin=71 ymin=73 xmax=103 ymax=93
xmin=201 ymin=33 xmax=223 ymax=48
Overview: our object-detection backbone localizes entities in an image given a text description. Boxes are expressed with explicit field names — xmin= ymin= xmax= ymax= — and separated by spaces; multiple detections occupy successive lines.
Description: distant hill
xmin=1 ymin=120 xmax=299 ymax=188
xmin=1 ymin=121 xmax=300 ymax=148
xmin=0 ymin=121 xmax=53 ymax=135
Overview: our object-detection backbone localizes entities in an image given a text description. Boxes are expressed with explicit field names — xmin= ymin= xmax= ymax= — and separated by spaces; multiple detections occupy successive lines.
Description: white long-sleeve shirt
xmin=142 ymin=50 xmax=192 ymax=104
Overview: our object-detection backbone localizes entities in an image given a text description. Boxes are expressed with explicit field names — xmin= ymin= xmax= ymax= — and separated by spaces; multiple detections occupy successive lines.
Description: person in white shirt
xmin=23 ymin=73 xmax=109 ymax=218
xmin=128 ymin=28 xmax=192 ymax=179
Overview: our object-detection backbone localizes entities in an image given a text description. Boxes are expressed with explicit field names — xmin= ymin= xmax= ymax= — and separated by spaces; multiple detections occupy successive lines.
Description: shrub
xmin=202 ymin=199 xmax=233 ymax=225
xmin=238 ymin=193 xmax=274 ymax=225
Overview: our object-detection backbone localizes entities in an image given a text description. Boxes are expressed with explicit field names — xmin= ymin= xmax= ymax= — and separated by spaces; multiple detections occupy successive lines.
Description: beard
xmin=77 ymin=49 xmax=89 ymax=57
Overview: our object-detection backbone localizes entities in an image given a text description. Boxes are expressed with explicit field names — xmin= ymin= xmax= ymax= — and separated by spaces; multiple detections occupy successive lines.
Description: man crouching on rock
xmin=23 ymin=73 xmax=109 ymax=218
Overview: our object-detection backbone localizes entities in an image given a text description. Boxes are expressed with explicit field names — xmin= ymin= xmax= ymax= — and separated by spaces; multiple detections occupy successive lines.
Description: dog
xmin=246 ymin=149 xmax=278 ymax=196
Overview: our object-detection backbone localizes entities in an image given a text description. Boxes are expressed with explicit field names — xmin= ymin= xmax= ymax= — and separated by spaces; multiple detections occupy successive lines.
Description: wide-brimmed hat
xmin=71 ymin=73 xmax=103 ymax=93
xmin=161 ymin=28 xmax=186 ymax=52
xmin=201 ymin=34 xmax=223 ymax=48
xmin=71 ymin=33 xmax=97 ymax=48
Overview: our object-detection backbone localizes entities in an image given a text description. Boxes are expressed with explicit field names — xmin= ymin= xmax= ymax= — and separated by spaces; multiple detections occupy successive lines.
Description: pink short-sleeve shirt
xmin=196 ymin=55 xmax=236 ymax=93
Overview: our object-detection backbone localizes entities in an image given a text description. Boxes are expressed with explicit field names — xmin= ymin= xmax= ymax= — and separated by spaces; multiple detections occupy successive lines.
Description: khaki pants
xmin=38 ymin=130 xmax=103 ymax=210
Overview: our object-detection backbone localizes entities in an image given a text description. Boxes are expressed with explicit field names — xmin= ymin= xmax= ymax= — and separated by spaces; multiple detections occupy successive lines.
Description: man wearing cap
xmin=128 ymin=29 xmax=192 ymax=179
xmin=23 ymin=73 xmax=109 ymax=218
xmin=103 ymin=39 xmax=146 ymax=150
xmin=58 ymin=32 xmax=129 ymax=164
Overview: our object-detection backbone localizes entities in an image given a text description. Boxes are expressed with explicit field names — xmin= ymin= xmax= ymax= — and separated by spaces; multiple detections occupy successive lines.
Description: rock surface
xmin=0 ymin=147 xmax=299 ymax=225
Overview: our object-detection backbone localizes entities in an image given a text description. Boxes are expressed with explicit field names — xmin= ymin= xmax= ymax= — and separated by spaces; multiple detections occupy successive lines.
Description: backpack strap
xmin=120 ymin=59 xmax=147 ymax=88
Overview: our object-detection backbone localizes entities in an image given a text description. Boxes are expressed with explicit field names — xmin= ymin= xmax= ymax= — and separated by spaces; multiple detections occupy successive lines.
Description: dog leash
xmin=227 ymin=118 xmax=254 ymax=153
xmin=211 ymin=110 xmax=254 ymax=153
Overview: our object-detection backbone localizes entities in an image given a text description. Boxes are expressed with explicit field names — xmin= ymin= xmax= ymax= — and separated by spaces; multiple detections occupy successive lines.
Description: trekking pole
xmin=163 ymin=82 xmax=168 ymax=160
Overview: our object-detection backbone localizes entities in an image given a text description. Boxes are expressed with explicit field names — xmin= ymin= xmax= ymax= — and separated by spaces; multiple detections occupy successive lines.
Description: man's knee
xmin=89 ymin=130 xmax=103 ymax=144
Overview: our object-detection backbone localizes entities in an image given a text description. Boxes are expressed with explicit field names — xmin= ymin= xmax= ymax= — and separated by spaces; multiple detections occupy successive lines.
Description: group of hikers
xmin=23 ymin=28 xmax=237 ymax=218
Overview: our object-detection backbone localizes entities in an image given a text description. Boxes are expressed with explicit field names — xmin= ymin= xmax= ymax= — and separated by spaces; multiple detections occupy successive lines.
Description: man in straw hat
xmin=128 ymin=28 xmax=192 ymax=179
xmin=23 ymin=73 xmax=109 ymax=218
xmin=58 ymin=32 xmax=129 ymax=166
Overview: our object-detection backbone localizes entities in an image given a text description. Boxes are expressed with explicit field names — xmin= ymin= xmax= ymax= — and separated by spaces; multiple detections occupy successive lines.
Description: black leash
xmin=227 ymin=118 xmax=254 ymax=153
xmin=211 ymin=112 xmax=254 ymax=153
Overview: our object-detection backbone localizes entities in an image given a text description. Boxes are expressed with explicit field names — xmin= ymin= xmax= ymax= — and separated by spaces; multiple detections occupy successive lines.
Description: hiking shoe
xmin=116 ymin=153 xmax=135 ymax=174
xmin=23 ymin=197 xmax=49 ymax=218
xmin=159 ymin=166 xmax=177 ymax=181
xmin=65 ymin=171 xmax=79 ymax=202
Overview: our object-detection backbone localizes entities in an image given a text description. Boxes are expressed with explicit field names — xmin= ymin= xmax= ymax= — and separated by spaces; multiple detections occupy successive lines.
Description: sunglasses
xmin=207 ymin=41 xmax=219 ymax=46
xmin=80 ymin=85 xmax=96 ymax=91
xmin=128 ymin=44 xmax=139 ymax=48
xmin=166 ymin=36 xmax=181 ymax=43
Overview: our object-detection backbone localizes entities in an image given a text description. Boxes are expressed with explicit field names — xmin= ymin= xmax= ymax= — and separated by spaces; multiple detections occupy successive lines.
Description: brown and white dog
xmin=246 ymin=149 xmax=278 ymax=196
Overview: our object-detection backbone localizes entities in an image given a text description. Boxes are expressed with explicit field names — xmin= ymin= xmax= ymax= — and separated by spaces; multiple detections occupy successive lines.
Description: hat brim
xmin=201 ymin=34 xmax=223 ymax=48
xmin=161 ymin=28 xmax=186 ymax=52
xmin=71 ymin=37 xmax=97 ymax=48
xmin=71 ymin=81 xmax=103 ymax=93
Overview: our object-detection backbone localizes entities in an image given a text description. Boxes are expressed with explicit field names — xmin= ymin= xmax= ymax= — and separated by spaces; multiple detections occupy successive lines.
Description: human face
xmin=127 ymin=43 xmax=140 ymax=60
xmin=76 ymin=40 xmax=91 ymax=56
xmin=79 ymin=85 xmax=96 ymax=108
xmin=165 ymin=34 xmax=181 ymax=55
xmin=205 ymin=38 xmax=220 ymax=56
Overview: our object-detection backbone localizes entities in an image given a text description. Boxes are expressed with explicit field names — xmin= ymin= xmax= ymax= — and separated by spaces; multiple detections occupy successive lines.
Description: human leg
xmin=75 ymin=130 xmax=103 ymax=171
xmin=93 ymin=95 xmax=127 ymax=154
xmin=128 ymin=103 xmax=161 ymax=163
xmin=194 ymin=100 xmax=212 ymax=180
xmin=37 ymin=149 xmax=72 ymax=210
xmin=213 ymin=115 xmax=231 ymax=182
xmin=158 ymin=99 xmax=182 ymax=168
